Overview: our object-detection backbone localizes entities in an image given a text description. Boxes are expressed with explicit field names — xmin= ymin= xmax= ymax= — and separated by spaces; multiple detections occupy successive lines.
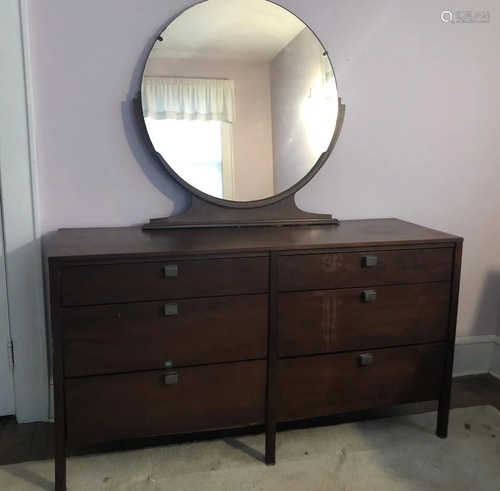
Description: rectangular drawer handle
xmin=163 ymin=304 xmax=178 ymax=316
xmin=362 ymin=256 xmax=378 ymax=267
xmin=163 ymin=265 xmax=178 ymax=278
xmin=361 ymin=289 xmax=377 ymax=302
xmin=358 ymin=354 xmax=373 ymax=366
xmin=164 ymin=370 xmax=178 ymax=386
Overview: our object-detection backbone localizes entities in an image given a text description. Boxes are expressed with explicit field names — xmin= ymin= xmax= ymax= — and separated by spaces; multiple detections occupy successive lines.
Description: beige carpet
xmin=1 ymin=406 xmax=500 ymax=491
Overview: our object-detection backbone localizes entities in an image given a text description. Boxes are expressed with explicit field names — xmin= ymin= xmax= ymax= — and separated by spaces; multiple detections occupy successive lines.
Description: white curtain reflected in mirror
xmin=142 ymin=0 xmax=339 ymax=202
xmin=143 ymin=76 xmax=235 ymax=199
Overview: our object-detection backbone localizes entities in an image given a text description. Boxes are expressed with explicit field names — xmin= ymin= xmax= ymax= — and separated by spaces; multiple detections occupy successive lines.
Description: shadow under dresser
xmin=48 ymin=218 xmax=463 ymax=491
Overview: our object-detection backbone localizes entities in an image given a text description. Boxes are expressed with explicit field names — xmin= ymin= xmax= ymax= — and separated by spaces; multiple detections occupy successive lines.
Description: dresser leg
xmin=265 ymin=422 xmax=276 ymax=466
xmin=436 ymin=396 xmax=450 ymax=439
xmin=55 ymin=457 xmax=66 ymax=491
xmin=265 ymin=252 xmax=279 ymax=466
xmin=55 ymin=440 xmax=66 ymax=491
xmin=437 ymin=241 xmax=462 ymax=439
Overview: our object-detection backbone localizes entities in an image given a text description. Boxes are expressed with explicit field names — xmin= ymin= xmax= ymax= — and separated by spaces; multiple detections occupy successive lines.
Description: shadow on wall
xmin=121 ymin=10 xmax=190 ymax=218
xmin=470 ymin=270 xmax=500 ymax=337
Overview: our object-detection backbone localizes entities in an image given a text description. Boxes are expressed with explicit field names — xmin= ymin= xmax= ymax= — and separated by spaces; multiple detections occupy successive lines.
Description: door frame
xmin=0 ymin=0 xmax=49 ymax=422
xmin=0 ymin=206 xmax=15 ymax=416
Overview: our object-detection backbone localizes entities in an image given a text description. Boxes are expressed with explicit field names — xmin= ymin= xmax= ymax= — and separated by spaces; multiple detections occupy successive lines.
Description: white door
xmin=0 ymin=202 xmax=15 ymax=416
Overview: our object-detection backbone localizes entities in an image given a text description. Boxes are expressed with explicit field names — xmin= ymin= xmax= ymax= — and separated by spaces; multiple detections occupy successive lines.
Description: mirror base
xmin=143 ymin=219 xmax=339 ymax=230
xmin=143 ymin=195 xmax=339 ymax=230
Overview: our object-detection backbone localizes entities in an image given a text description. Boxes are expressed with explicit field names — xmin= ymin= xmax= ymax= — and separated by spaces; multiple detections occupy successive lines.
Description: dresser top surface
xmin=48 ymin=218 xmax=462 ymax=262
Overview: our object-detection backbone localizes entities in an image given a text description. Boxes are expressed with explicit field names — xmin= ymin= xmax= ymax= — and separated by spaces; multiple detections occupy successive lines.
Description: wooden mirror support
xmin=134 ymin=95 xmax=345 ymax=229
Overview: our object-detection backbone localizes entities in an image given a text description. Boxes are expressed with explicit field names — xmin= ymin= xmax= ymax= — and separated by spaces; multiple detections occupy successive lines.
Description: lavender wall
xmin=145 ymin=57 xmax=274 ymax=200
xmin=27 ymin=0 xmax=500 ymax=338
xmin=270 ymin=28 xmax=324 ymax=193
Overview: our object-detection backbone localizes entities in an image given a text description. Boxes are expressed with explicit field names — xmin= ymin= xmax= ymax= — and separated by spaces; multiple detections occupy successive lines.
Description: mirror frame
xmin=134 ymin=0 xmax=345 ymax=229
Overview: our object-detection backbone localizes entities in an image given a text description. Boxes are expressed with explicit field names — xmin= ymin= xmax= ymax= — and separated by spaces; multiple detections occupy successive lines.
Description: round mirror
xmin=141 ymin=0 xmax=339 ymax=203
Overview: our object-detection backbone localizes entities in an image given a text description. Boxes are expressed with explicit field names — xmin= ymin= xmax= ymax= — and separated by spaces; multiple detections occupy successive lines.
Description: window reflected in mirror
xmin=145 ymin=118 xmax=234 ymax=199
xmin=142 ymin=0 xmax=339 ymax=202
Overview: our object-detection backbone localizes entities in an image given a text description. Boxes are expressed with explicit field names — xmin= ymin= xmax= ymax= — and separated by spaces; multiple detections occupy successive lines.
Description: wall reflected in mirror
xmin=142 ymin=0 xmax=338 ymax=202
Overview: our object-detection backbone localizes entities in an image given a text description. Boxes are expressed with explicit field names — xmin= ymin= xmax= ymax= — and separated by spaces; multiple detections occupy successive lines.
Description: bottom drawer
xmin=65 ymin=360 xmax=266 ymax=444
xmin=278 ymin=343 xmax=445 ymax=422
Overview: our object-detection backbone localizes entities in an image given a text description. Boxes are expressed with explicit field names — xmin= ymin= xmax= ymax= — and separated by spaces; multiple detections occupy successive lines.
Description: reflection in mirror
xmin=142 ymin=0 xmax=338 ymax=202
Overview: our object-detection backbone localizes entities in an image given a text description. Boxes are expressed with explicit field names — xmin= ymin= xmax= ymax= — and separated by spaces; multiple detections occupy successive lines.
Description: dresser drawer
xmin=277 ymin=344 xmax=445 ymax=422
xmin=62 ymin=295 xmax=268 ymax=377
xmin=279 ymin=248 xmax=453 ymax=292
xmin=279 ymin=283 xmax=450 ymax=357
xmin=65 ymin=360 xmax=266 ymax=444
xmin=60 ymin=257 xmax=269 ymax=306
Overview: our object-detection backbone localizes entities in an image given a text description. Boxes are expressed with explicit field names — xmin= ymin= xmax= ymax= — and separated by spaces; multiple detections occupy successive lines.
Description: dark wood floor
xmin=0 ymin=374 xmax=499 ymax=466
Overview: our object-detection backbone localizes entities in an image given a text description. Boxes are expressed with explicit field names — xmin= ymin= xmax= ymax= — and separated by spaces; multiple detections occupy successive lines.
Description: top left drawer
xmin=59 ymin=257 xmax=269 ymax=306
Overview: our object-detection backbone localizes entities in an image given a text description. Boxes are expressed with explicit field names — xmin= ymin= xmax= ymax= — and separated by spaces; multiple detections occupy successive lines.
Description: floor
xmin=0 ymin=374 xmax=499 ymax=467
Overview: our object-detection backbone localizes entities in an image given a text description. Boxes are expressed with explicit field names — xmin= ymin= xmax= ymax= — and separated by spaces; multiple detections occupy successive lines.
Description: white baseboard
xmin=453 ymin=335 xmax=500 ymax=378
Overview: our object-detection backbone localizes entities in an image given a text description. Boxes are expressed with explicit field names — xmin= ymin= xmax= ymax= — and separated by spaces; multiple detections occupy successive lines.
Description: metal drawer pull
xmin=358 ymin=354 xmax=373 ymax=366
xmin=163 ymin=265 xmax=178 ymax=278
xmin=163 ymin=304 xmax=178 ymax=316
xmin=164 ymin=370 xmax=179 ymax=386
xmin=362 ymin=289 xmax=377 ymax=302
xmin=363 ymin=256 xmax=378 ymax=267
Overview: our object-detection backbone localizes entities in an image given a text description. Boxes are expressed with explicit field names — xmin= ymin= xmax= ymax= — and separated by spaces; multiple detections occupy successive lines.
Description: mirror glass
xmin=142 ymin=0 xmax=338 ymax=202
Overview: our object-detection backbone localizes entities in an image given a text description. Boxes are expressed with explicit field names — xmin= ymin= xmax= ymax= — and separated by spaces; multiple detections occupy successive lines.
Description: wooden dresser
xmin=48 ymin=218 xmax=462 ymax=491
